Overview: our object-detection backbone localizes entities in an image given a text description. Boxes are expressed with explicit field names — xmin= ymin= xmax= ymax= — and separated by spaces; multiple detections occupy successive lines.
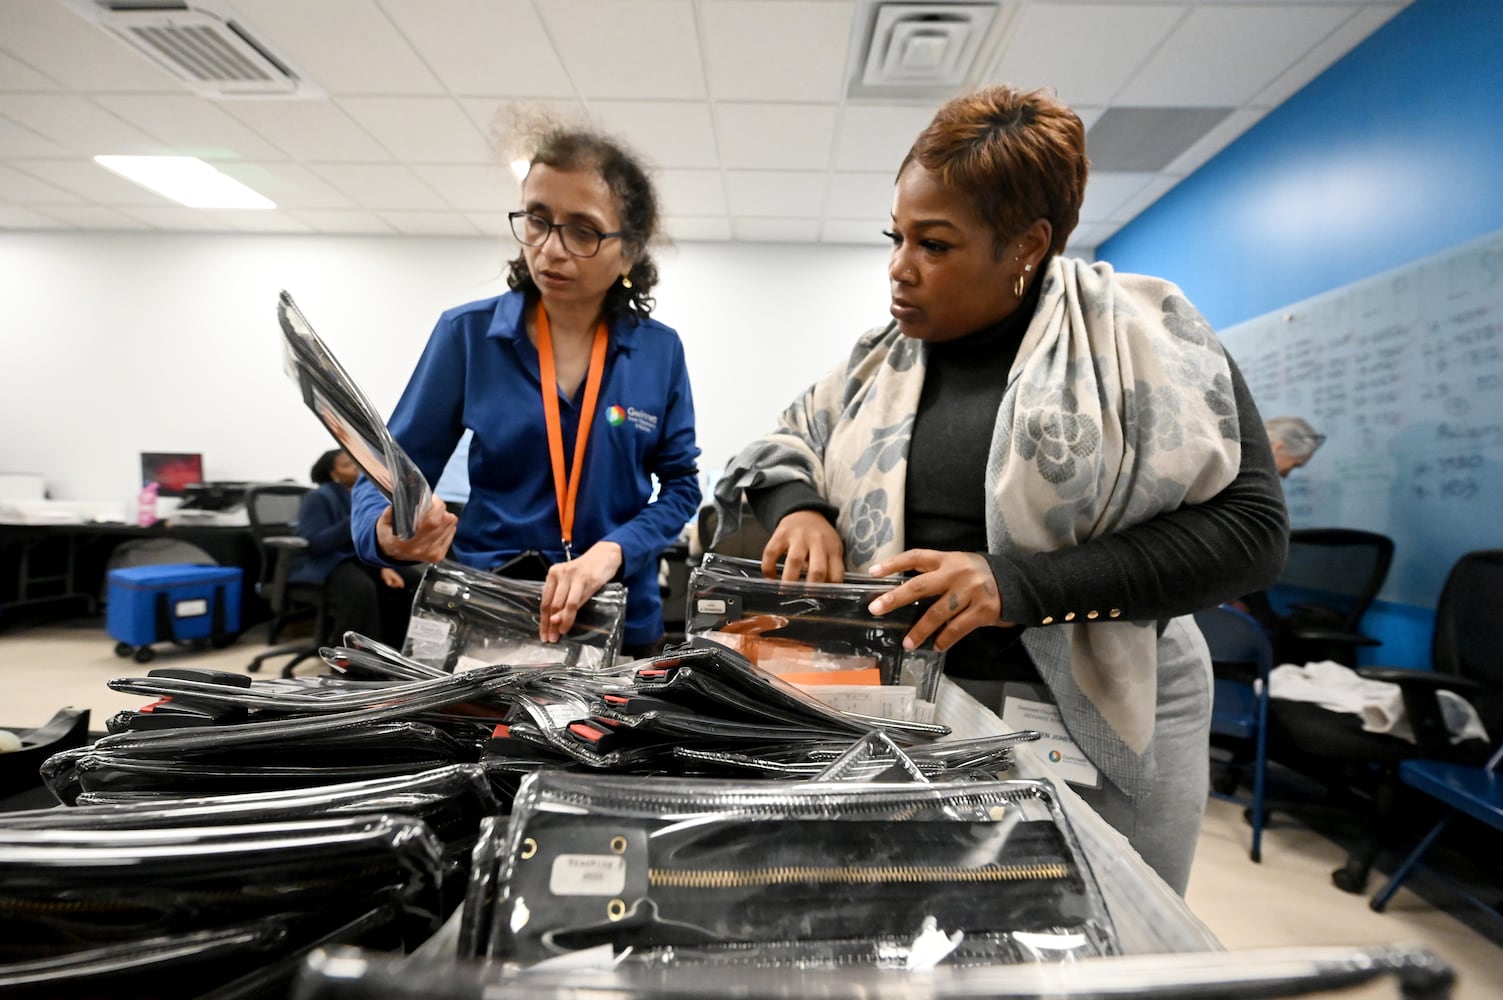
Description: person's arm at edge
xmin=986 ymin=356 xmax=1289 ymax=624
xmin=351 ymin=318 xmax=466 ymax=566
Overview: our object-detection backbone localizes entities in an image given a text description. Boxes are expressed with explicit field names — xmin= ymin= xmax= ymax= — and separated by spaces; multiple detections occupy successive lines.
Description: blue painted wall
xmin=1098 ymin=0 xmax=1503 ymax=668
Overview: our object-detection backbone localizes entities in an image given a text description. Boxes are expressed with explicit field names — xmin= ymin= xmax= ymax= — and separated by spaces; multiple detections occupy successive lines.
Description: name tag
xmin=1001 ymin=684 xmax=1101 ymax=789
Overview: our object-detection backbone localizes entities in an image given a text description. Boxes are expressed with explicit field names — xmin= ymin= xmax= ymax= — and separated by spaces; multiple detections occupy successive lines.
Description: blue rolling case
xmin=106 ymin=564 xmax=242 ymax=664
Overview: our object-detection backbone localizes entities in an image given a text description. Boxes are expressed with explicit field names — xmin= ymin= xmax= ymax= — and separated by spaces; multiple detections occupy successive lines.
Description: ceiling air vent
xmin=61 ymin=0 xmax=323 ymax=99
xmin=849 ymin=2 xmax=1001 ymax=101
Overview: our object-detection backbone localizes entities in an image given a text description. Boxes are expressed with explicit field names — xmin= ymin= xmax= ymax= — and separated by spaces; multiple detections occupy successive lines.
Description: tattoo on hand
xmin=948 ymin=593 xmax=959 ymax=611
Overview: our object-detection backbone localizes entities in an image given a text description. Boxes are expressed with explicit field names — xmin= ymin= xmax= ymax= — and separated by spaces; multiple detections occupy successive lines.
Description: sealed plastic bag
xmin=687 ymin=554 xmax=945 ymax=722
xmin=405 ymin=561 xmax=626 ymax=671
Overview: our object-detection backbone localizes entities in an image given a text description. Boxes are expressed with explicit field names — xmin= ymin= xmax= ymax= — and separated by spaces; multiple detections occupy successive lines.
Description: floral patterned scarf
xmin=714 ymin=257 xmax=1241 ymax=798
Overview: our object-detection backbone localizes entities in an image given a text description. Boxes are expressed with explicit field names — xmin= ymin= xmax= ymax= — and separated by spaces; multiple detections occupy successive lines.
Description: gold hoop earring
xmin=620 ymin=274 xmax=633 ymax=289
xmin=1013 ymin=263 xmax=1033 ymax=298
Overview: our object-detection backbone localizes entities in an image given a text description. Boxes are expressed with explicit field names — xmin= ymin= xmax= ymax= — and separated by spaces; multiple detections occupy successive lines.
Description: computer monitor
xmin=140 ymin=452 xmax=204 ymax=497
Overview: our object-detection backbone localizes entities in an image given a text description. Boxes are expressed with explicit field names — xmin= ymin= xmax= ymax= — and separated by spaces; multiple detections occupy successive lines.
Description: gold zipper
xmin=650 ymin=862 xmax=1070 ymax=889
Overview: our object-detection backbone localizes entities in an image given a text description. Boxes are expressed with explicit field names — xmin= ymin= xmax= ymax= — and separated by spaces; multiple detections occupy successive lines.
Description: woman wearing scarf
xmin=714 ymin=85 xmax=1288 ymax=894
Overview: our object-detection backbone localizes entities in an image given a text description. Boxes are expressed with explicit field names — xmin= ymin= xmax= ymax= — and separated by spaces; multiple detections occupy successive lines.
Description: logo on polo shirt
xmin=605 ymin=404 xmax=659 ymax=433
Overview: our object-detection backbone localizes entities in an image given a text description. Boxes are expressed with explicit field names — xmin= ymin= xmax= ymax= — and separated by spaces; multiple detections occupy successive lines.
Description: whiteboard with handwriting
xmin=1218 ymin=229 xmax=1503 ymax=608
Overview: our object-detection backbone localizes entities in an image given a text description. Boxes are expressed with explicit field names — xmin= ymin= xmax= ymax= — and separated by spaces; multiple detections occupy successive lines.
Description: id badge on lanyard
xmin=536 ymin=302 xmax=608 ymax=562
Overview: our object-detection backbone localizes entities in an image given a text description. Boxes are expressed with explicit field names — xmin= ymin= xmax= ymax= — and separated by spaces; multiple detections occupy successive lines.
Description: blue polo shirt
xmin=351 ymin=290 xmax=701 ymax=645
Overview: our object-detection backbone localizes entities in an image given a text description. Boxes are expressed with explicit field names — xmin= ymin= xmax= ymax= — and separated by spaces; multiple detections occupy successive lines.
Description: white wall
xmin=0 ymin=231 xmax=890 ymax=503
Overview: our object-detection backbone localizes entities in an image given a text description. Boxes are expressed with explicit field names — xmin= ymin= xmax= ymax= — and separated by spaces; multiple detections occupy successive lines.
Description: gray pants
xmin=954 ymin=616 xmax=1213 ymax=895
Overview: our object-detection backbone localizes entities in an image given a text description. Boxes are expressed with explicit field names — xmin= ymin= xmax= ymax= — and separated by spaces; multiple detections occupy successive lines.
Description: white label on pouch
xmin=174 ymin=598 xmax=208 ymax=618
xmin=550 ymin=854 xmax=627 ymax=896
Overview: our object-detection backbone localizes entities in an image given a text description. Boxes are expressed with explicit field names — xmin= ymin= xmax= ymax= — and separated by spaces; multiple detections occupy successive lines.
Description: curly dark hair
xmin=310 ymin=448 xmax=342 ymax=485
xmin=901 ymin=85 xmax=1088 ymax=259
xmin=506 ymin=127 xmax=661 ymax=323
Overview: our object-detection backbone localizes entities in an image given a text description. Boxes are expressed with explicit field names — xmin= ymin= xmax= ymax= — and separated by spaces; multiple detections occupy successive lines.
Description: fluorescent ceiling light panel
xmin=93 ymin=155 xmax=276 ymax=209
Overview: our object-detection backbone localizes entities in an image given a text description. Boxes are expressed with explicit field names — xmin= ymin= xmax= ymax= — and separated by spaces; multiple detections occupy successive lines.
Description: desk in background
xmin=0 ymin=521 xmax=263 ymax=631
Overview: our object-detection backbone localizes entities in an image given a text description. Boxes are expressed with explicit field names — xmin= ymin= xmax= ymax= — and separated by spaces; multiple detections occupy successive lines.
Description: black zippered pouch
xmin=483 ymin=772 xmax=1115 ymax=966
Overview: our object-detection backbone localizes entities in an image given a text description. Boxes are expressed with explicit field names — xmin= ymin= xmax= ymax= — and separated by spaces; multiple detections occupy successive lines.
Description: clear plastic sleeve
xmin=686 ymin=554 xmax=945 ymax=722
xmin=405 ymin=561 xmax=626 ymax=671
xmin=278 ymin=290 xmax=433 ymax=539
xmin=479 ymin=770 xmax=1116 ymax=968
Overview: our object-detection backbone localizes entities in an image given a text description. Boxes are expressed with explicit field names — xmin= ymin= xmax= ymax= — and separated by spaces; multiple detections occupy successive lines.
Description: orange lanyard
xmin=536 ymin=302 xmax=609 ymax=561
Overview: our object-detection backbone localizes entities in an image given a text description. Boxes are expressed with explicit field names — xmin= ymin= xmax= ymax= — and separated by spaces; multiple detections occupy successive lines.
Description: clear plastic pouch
xmin=278 ymin=290 xmax=433 ymax=539
xmin=687 ymin=555 xmax=945 ymax=722
xmin=481 ymin=771 xmax=1116 ymax=968
xmin=405 ymin=561 xmax=626 ymax=671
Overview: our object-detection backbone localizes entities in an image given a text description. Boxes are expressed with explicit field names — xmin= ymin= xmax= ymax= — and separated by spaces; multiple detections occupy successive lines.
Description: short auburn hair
xmin=900 ymin=85 xmax=1087 ymax=258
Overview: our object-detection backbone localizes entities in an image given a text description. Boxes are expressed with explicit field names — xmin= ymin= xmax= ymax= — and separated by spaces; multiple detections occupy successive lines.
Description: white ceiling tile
xmin=10 ymin=159 xmax=172 ymax=205
xmin=540 ymin=1 xmax=707 ymax=100
xmin=732 ymin=217 xmax=820 ymax=243
xmin=214 ymin=163 xmax=358 ymax=210
xmin=464 ymin=212 xmax=512 ymax=238
xmin=0 ymin=204 xmax=71 ymax=229
xmin=656 ymin=169 xmax=727 ymax=216
xmin=376 ymin=211 xmax=482 ymax=236
xmin=1116 ymin=4 xmax=1358 ymax=106
xmin=232 ymin=0 xmax=445 ymax=95
xmin=461 ymin=99 xmax=590 ymax=153
xmin=0 ymin=95 xmax=167 ymax=156
xmin=1079 ymin=172 xmax=1157 ymax=223
xmin=663 ymin=215 xmax=732 ymax=242
xmin=700 ymin=1 xmax=853 ymax=101
xmin=119 ymin=206 xmax=236 ymax=232
xmin=1105 ymin=175 xmax=1184 ymax=225
xmin=824 ymin=172 xmax=894 ymax=219
xmin=35 ymin=204 xmax=150 ymax=230
xmin=988 ymin=4 xmax=1188 ymax=106
xmin=309 ymin=164 xmax=449 ymax=210
xmin=411 ymin=164 xmax=517 ymax=211
xmin=0 ymin=119 xmax=72 ymax=159
xmin=724 ymin=170 xmax=826 ymax=216
xmin=220 ymin=102 xmax=391 ymax=164
xmin=379 ymin=0 xmax=574 ymax=97
xmin=93 ymin=96 xmax=290 ymax=161
xmin=10 ymin=0 xmax=183 ymax=92
xmin=0 ymin=164 xmax=83 ymax=205
xmin=287 ymin=208 xmax=397 ymax=235
xmin=590 ymin=102 xmax=719 ymax=169
xmin=717 ymin=104 xmax=838 ymax=170
xmin=338 ymin=97 xmax=494 ymax=164
xmin=1252 ymin=4 xmax=1402 ymax=107
xmin=833 ymin=104 xmax=935 ymax=172
xmin=1164 ymin=106 xmax=1270 ymax=177
xmin=821 ymin=219 xmax=890 ymax=245
xmin=0 ymin=52 xmax=60 ymax=91
xmin=209 ymin=210 xmax=315 ymax=233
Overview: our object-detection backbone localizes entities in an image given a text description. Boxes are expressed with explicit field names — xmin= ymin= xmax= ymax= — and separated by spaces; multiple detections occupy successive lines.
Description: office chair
xmin=1195 ymin=604 xmax=1273 ymax=862
xmin=1268 ymin=549 xmax=1501 ymax=893
xmin=1245 ymin=528 xmax=1394 ymax=669
xmin=243 ymin=483 xmax=328 ymax=677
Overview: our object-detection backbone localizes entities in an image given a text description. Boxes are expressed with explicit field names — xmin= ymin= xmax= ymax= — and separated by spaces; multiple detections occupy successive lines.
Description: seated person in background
xmin=1264 ymin=415 xmax=1324 ymax=477
xmin=290 ymin=449 xmax=416 ymax=648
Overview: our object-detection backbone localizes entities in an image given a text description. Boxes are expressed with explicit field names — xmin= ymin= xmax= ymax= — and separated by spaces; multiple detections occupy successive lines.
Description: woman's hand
xmin=761 ymin=510 xmax=845 ymax=583
xmin=375 ymin=497 xmax=457 ymax=565
xmin=379 ymin=567 xmax=407 ymax=589
xmin=539 ymin=541 xmax=623 ymax=642
xmin=867 ymin=549 xmax=1012 ymax=651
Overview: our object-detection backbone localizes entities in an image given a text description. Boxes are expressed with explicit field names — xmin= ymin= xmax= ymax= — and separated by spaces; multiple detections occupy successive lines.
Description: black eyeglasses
xmin=508 ymin=211 xmax=626 ymax=258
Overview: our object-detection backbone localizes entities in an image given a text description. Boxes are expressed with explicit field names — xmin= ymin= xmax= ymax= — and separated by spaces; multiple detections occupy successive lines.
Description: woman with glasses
xmin=712 ymin=85 xmax=1288 ymax=893
xmin=351 ymin=126 xmax=701 ymax=658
